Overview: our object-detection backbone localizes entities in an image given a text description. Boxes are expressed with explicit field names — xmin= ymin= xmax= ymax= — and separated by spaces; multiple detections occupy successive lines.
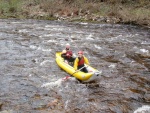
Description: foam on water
xmin=41 ymin=78 xmax=63 ymax=89
xmin=140 ymin=49 xmax=149 ymax=54
xmin=40 ymin=60 xmax=53 ymax=66
xmin=134 ymin=105 xmax=150 ymax=113
xmin=44 ymin=27 xmax=64 ymax=31
xmin=86 ymin=34 xmax=94 ymax=40
xmin=141 ymin=41 xmax=150 ymax=45
xmin=108 ymin=64 xmax=116 ymax=68
xmin=42 ymin=49 xmax=51 ymax=52
xmin=18 ymin=29 xmax=29 ymax=33
xmin=29 ymin=45 xmax=37 ymax=49
xmin=41 ymin=77 xmax=77 ymax=89
xmin=94 ymin=45 xmax=102 ymax=49
xmin=39 ymin=34 xmax=53 ymax=37
xmin=80 ymin=22 xmax=88 ymax=25
xmin=37 ymin=46 xmax=51 ymax=52
xmin=47 ymin=40 xmax=57 ymax=42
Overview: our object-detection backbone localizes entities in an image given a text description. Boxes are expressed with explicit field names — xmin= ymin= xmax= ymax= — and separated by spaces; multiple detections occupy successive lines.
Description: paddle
xmin=62 ymin=65 xmax=88 ymax=81
xmin=71 ymin=65 xmax=87 ymax=76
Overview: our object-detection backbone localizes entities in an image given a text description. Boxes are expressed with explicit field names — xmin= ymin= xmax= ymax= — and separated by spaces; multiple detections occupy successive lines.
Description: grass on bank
xmin=0 ymin=0 xmax=23 ymax=18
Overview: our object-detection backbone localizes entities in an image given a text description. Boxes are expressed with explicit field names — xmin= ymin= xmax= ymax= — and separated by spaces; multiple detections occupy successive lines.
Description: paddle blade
xmin=62 ymin=76 xmax=71 ymax=81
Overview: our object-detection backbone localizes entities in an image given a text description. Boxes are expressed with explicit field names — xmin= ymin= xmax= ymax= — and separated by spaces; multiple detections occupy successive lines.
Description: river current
xmin=0 ymin=19 xmax=150 ymax=113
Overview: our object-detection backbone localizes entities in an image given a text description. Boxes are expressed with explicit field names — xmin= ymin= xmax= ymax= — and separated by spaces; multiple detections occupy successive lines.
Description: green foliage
xmin=32 ymin=0 xmax=41 ymax=5
xmin=71 ymin=0 xmax=85 ymax=7
xmin=0 ymin=0 xmax=22 ymax=14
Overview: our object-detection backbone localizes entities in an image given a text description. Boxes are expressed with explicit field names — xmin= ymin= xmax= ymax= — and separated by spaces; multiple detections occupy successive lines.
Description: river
xmin=0 ymin=19 xmax=149 ymax=113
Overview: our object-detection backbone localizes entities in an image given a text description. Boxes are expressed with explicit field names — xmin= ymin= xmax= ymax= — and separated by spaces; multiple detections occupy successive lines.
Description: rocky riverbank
xmin=0 ymin=0 xmax=150 ymax=27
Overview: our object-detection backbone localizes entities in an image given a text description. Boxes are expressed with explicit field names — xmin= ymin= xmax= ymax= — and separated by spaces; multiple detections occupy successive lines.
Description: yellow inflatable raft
xmin=55 ymin=52 xmax=102 ymax=82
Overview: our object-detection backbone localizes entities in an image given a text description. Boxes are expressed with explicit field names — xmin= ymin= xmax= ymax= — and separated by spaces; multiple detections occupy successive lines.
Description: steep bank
xmin=0 ymin=0 xmax=149 ymax=27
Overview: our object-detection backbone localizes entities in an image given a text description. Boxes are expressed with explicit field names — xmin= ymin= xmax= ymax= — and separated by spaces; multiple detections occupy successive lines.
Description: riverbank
xmin=0 ymin=0 xmax=149 ymax=28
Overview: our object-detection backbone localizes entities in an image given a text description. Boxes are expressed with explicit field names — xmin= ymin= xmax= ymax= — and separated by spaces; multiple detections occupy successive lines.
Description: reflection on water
xmin=0 ymin=19 xmax=149 ymax=113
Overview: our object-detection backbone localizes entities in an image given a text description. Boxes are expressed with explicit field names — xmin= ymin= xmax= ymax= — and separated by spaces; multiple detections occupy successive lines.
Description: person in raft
xmin=73 ymin=51 xmax=89 ymax=73
xmin=61 ymin=43 xmax=75 ymax=64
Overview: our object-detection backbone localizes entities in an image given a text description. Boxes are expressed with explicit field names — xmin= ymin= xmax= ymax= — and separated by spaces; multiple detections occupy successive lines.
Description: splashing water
xmin=134 ymin=105 xmax=150 ymax=113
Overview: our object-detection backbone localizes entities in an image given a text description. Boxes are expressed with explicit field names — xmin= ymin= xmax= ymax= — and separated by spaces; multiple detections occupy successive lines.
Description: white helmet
xmin=65 ymin=43 xmax=70 ymax=48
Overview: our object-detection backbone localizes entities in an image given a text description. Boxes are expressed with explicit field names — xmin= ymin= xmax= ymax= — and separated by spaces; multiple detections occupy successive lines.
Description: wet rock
xmin=97 ymin=16 xmax=107 ymax=22
xmin=46 ymin=99 xmax=59 ymax=108
xmin=102 ymin=55 xmax=120 ymax=63
xmin=144 ymin=93 xmax=150 ymax=102
xmin=126 ymin=51 xmax=150 ymax=70
xmin=31 ymin=100 xmax=47 ymax=110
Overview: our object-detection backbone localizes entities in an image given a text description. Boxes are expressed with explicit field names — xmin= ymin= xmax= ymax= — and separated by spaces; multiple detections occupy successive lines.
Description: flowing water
xmin=0 ymin=19 xmax=149 ymax=113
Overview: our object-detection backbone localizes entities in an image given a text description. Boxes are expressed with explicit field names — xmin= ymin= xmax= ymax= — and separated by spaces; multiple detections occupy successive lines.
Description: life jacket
xmin=78 ymin=57 xmax=84 ymax=66
xmin=66 ymin=50 xmax=72 ymax=58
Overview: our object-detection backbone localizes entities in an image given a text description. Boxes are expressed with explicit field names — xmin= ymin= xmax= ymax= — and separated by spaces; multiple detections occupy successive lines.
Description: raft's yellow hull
xmin=55 ymin=52 xmax=101 ymax=82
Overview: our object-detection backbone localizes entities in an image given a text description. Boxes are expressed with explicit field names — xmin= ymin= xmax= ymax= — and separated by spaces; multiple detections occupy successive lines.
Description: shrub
xmin=0 ymin=0 xmax=22 ymax=14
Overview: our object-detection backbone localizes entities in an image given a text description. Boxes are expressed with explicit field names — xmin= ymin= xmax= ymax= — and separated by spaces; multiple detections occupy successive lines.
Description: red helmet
xmin=78 ymin=51 xmax=83 ymax=55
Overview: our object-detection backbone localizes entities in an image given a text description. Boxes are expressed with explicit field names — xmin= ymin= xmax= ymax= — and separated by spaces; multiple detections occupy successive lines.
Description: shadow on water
xmin=0 ymin=19 xmax=150 ymax=113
